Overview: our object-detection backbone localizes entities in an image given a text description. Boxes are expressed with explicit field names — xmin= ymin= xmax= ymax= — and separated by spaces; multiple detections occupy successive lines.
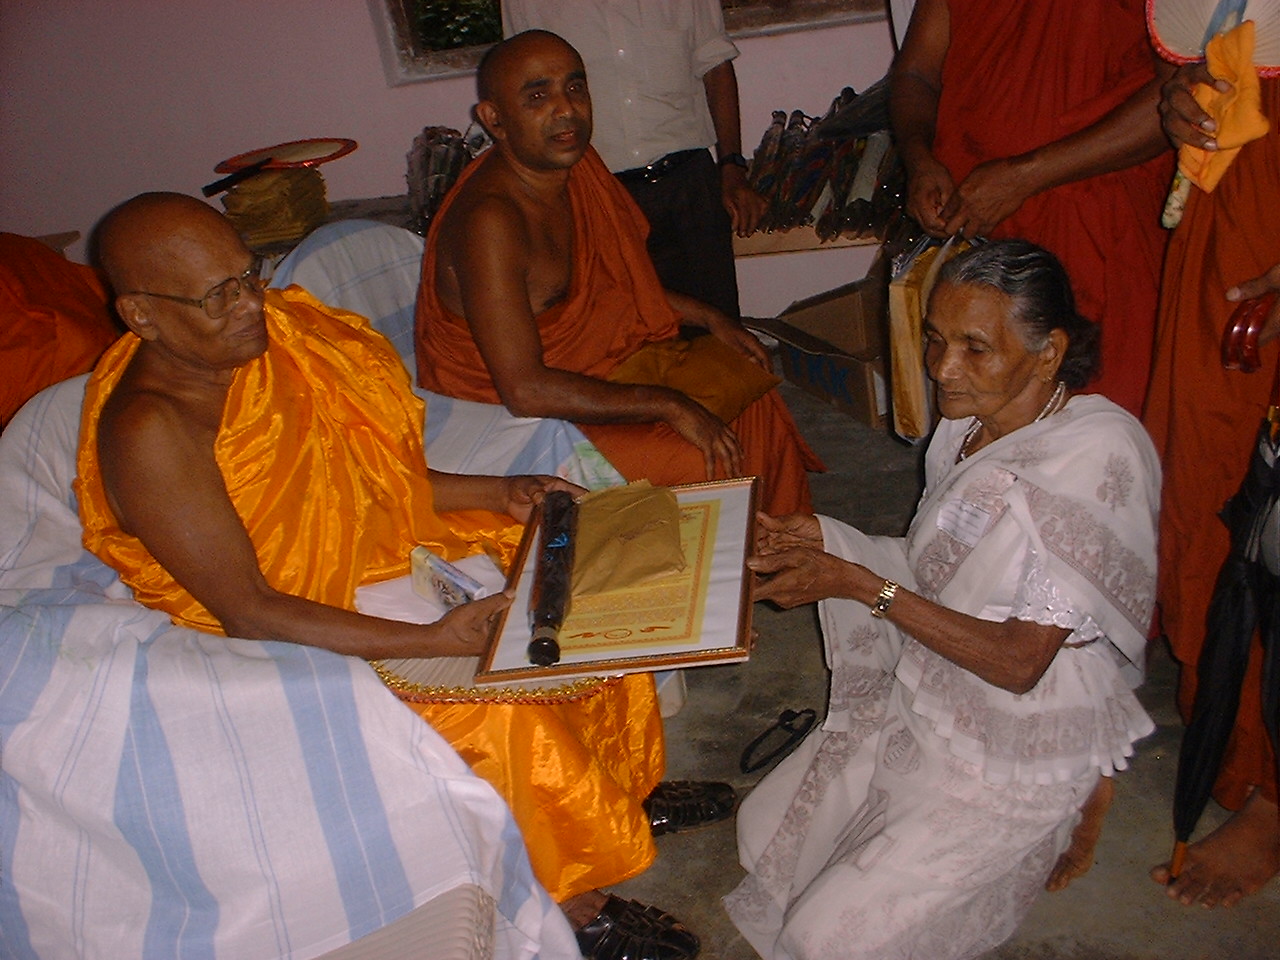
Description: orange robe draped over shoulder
xmin=1144 ymin=81 xmax=1280 ymax=810
xmin=415 ymin=148 xmax=821 ymax=515
xmin=932 ymin=0 xmax=1173 ymax=417
xmin=76 ymin=288 xmax=663 ymax=899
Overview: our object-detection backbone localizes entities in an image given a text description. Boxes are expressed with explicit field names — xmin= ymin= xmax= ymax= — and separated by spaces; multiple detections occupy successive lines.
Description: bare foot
xmin=560 ymin=889 xmax=607 ymax=929
xmin=1046 ymin=775 xmax=1114 ymax=891
xmin=1150 ymin=788 xmax=1280 ymax=908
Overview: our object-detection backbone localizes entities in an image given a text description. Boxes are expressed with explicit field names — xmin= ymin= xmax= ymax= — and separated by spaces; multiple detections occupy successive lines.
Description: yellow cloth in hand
xmin=1180 ymin=20 xmax=1271 ymax=193
xmin=605 ymin=333 xmax=781 ymax=424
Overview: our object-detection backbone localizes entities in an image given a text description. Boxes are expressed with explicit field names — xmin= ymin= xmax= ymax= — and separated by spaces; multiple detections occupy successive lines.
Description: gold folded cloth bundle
xmin=572 ymin=481 xmax=686 ymax=597
xmin=221 ymin=168 xmax=329 ymax=248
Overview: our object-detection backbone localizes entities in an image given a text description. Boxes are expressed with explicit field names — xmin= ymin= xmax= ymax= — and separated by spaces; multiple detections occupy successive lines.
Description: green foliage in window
xmin=409 ymin=0 xmax=502 ymax=53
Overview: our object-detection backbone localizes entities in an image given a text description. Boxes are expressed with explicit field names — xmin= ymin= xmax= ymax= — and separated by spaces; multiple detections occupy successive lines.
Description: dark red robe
xmin=1144 ymin=80 xmax=1280 ymax=809
xmin=933 ymin=0 xmax=1173 ymax=416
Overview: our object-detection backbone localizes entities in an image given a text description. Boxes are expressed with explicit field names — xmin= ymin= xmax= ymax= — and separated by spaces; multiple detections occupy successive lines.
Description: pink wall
xmin=0 ymin=1 xmax=894 ymax=311
xmin=1 ymin=1 xmax=477 ymax=260
xmin=733 ymin=20 xmax=895 ymax=316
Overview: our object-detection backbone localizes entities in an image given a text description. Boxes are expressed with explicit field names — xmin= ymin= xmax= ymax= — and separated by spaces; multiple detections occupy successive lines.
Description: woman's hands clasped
xmin=750 ymin=512 xmax=856 ymax=609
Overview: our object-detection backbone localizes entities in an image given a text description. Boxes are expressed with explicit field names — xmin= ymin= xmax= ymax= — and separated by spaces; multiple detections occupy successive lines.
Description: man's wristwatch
xmin=718 ymin=152 xmax=749 ymax=170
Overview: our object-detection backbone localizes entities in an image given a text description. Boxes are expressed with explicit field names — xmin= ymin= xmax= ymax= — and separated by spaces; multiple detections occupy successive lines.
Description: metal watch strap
xmin=869 ymin=579 xmax=899 ymax=618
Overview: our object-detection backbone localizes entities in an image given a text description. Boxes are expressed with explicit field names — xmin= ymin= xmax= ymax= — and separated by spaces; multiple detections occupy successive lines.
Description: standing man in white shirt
xmin=501 ymin=0 xmax=766 ymax=322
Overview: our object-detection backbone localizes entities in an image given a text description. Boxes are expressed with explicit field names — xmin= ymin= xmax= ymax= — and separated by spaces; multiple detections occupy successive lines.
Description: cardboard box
xmin=750 ymin=317 xmax=888 ymax=429
xmin=773 ymin=253 xmax=888 ymax=357
xmin=745 ymin=256 xmax=889 ymax=429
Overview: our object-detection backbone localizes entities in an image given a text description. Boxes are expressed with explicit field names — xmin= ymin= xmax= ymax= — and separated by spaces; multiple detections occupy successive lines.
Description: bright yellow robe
xmin=76 ymin=287 xmax=662 ymax=899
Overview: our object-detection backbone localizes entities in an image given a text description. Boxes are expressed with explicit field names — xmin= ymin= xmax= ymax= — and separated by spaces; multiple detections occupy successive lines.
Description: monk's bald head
xmin=473 ymin=30 xmax=591 ymax=171
xmin=94 ymin=192 xmax=242 ymax=296
xmin=476 ymin=29 xmax=582 ymax=102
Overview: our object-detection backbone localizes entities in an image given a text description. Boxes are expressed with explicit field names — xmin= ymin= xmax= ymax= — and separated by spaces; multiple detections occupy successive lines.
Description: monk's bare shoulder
xmin=434 ymin=174 xmax=534 ymax=310
xmin=97 ymin=371 xmax=223 ymax=529
xmin=440 ymin=182 xmax=532 ymax=261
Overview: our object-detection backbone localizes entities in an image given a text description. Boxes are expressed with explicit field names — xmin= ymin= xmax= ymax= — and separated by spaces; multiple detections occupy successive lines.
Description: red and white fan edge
xmin=1148 ymin=0 xmax=1280 ymax=76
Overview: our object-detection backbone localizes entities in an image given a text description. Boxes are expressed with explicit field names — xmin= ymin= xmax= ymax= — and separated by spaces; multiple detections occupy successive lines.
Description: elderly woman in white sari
xmin=724 ymin=240 xmax=1159 ymax=960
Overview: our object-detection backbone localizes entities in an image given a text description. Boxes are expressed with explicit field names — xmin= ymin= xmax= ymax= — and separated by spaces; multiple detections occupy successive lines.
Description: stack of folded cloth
xmin=221 ymin=168 xmax=328 ymax=248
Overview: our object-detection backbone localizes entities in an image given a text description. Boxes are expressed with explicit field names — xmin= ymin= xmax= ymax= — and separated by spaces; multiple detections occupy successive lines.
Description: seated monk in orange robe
xmin=415 ymin=30 xmax=821 ymax=517
xmin=75 ymin=192 xmax=712 ymax=955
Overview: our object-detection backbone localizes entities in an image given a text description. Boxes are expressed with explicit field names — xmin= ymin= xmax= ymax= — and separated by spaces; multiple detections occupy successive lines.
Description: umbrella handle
xmin=1221 ymin=292 xmax=1277 ymax=373
xmin=1169 ymin=839 xmax=1188 ymax=881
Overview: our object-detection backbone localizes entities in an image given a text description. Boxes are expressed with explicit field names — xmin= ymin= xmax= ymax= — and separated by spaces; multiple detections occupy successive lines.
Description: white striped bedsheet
xmin=0 ymin=377 xmax=579 ymax=960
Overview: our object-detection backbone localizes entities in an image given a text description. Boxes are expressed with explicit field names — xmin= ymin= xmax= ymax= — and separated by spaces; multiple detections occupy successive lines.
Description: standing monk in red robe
xmin=1145 ymin=64 xmax=1280 ymax=909
xmin=415 ymin=30 xmax=821 ymax=518
xmin=889 ymin=0 xmax=1173 ymax=417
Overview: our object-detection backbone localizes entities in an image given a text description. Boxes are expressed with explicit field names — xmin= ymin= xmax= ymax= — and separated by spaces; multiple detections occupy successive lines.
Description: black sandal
xmin=575 ymin=894 xmax=700 ymax=960
xmin=739 ymin=708 xmax=816 ymax=774
xmin=643 ymin=780 xmax=736 ymax=836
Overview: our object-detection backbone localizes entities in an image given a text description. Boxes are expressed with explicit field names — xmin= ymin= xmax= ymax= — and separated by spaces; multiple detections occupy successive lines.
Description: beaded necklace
xmin=958 ymin=380 xmax=1066 ymax=462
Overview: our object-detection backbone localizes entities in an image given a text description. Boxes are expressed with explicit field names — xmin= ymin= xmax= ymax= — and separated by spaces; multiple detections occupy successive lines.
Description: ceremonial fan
xmin=1149 ymin=0 xmax=1280 ymax=225
xmin=1149 ymin=0 xmax=1280 ymax=75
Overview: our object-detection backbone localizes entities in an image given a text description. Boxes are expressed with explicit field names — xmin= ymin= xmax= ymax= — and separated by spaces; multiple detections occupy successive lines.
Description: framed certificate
xmin=474 ymin=477 xmax=758 ymax=684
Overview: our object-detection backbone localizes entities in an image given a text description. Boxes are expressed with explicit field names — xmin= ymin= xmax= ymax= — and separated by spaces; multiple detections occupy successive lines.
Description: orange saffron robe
xmin=932 ymin=0 xmax=1173 ymax=417
xmin=415 ymin=148 xmax=822 ymax=515
xmin=1144 ymin=81 xmax=1280 ymax=810
xmin=76 ymin=287 xmax=663 ymax=899
xmin=1 ymin=233 xmax=119 ymax=429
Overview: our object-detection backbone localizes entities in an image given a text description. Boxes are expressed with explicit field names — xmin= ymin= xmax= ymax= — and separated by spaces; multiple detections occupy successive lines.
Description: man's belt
xmin=615 ymin=148 xmax=706 ymax=185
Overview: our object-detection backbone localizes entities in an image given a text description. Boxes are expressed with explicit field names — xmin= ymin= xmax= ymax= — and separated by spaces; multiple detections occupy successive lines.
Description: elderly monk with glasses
xmin=75 ymin=192 xmax=715 ymax=960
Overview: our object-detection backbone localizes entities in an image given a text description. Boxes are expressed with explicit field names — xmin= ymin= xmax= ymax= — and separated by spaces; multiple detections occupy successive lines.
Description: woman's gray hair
xmin=935 ymin=239 xmax=1101 ymax=389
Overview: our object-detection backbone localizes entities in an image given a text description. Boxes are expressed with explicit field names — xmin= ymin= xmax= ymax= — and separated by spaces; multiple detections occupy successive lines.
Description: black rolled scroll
xmin=527 ymin=490 xmax=577 ymax=666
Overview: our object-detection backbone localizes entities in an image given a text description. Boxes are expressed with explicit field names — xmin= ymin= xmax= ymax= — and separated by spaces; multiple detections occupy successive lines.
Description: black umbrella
xmin=1170 ymin=293 xmax=1280 ymax=876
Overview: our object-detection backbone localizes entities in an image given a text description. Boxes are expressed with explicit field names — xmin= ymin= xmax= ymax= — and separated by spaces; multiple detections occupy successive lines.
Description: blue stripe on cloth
xmin=502 ymin=420 xmax=587 ymax=477
xmin=0 ymin=601 xmax=77 ymax=960
xmin=0 ymin=385 xmax=73 ymax=572
xmin=271 ymin=643 xmax=416 ymax=939
xmin=117 ymin=638 xmax=222 ymax=960
xmin=0 ymin=542 xmax=158 ymax=959
xmin=421 ymin=390 xmax=454 ymax=449
xmin=495 ymin=810 xmax=542 ymax=928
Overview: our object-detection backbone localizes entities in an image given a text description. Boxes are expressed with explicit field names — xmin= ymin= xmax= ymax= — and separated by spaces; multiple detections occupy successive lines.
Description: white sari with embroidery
xmin=725 ymin=395 xmax=1159 ymax=960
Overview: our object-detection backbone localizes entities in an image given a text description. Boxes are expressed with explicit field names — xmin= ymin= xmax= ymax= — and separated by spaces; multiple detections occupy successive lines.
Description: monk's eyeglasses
xmin=128 ymin=256 xmax=266 ymax=319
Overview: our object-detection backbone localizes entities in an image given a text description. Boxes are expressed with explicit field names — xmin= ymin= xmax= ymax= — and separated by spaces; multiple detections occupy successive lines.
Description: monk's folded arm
xmin=663 ymin=288 xmax=771 ymax=365
xmin=1004 ymin=54 xmax=1175 ymax=199
xmin=449 ymin=195 xmax=707 ymax=424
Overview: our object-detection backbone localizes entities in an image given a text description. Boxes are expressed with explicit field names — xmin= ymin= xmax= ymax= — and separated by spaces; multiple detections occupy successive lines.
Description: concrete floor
xmin=612 ymin=382 xmax=1280 ymax=960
